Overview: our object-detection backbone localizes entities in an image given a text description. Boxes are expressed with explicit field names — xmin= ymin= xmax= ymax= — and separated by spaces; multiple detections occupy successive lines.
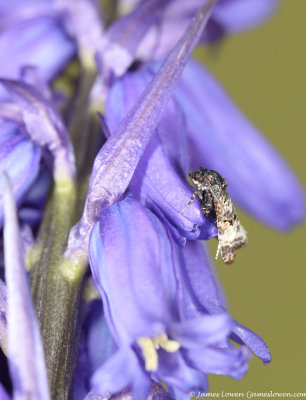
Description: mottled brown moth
xmin=182 ymin=167 xmax=247 ymax=264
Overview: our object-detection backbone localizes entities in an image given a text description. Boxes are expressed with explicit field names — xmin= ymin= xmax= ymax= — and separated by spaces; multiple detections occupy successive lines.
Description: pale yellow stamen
xmin=137 ymin=333 xmax=180 ymax=372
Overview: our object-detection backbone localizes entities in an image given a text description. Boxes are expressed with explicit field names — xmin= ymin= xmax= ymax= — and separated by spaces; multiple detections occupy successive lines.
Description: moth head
xmin=189 ymin=168 xmax=227 ymax=189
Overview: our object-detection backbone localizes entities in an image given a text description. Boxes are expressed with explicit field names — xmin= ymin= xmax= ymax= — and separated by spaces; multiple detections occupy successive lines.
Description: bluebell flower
xmin=104 ymin=67 xmax=217 ymax=244
xmin=1 ymin=182 xmax=172 ymax=400
xmin=0 ymin=77 xmax=76 ymax=229
xmin=0 ymin=1 xmax=304 ymax=400
xmin=67 ymin=0 xmax=215 ymax=257
xmin=0 ymin=0 xmax=75 ymax=81
xmin=88 ymin=196 xmax=251 ymax=399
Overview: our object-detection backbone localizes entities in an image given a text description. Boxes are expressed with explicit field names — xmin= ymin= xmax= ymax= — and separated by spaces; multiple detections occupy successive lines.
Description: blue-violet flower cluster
xmin=0 ymin=1 xmax=304 ymax=400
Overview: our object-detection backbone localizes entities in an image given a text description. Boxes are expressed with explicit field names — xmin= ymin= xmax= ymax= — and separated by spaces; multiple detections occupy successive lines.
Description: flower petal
xmin=231 ymin=322 xmax=271 ymax=364
xmin=180 ymin=240 xmax=271 ymax=364
xmin=0 ymin=121 xmax=41 ymax=229
xmin=186 ymin=345 xmax=250 ymax=380
xmin=0 ymin=11 xmax=75 ymax=81
xmin=18 ymin=167 xmax=51 ymax=229
xmin=212 ymin=0 xmax=279 ymax=35
xmin=97 ymin=0 xmax=166 ymax=78
xmin=0 ymin=383 xmax=10 ymax=400
xmin=137 ymin=0 xmax=278 ymax=59
xmin=105 ymin=70 xmax=204 ymax=238
xmin=0 ymin=278 xmax=7 ymax=354
xmin=0 ymin=79 xmax=76 ymax=181
xmin=55 ymin=0 xmax=104 ymax=67
xmin=90 ymin=347 xmax=150 ymax=400
xmin=3 ymin=176 xmax=49 ymax=400
xmin=180 ymin=240 xmax=228 ymax=317
xmin=170 ymin=314 xmax=233 ymax=349
xmin=74 ymin=299 xmax=118 ymax=399
xmin=89 ymin=196 xmax=176 ymax=344
xmin=85 ymin=300 xmax=118 ymax=378
xmin=156 ymin=350 xmax=207 ymax=394
xmin=84 ymin=0 xmax=216 ymax=226
xmin=175 ymin=60 xmax=305 ymax=230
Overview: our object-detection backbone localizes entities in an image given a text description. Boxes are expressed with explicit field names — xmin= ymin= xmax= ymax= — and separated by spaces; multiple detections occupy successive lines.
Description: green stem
xmin=69 ymin=68 xmax=97 ymax=172
xmin=28 ymin=66 xmax=100 ymax=399
xmin=28 ymin=180 xmax=86 ymax=400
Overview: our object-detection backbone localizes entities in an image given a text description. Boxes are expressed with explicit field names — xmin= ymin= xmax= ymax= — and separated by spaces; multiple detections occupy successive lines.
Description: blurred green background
xmin=195 ymin=0 xmax=306 ymax=395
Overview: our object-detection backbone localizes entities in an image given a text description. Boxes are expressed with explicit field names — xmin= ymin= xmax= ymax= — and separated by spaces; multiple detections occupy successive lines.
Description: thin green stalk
xmin=69 ymin=68 xmax=97 ymax=172
xmin=28 ymin=65 xmax=99 ymax=399
xmin=28 ymin=180 xmax=85 ymax=400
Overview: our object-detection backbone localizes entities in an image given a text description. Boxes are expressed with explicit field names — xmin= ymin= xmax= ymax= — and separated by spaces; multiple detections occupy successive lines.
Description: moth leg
xmin=215 ymin=241 xmax=221 ymax=261
xmin=180 ymin=192 xmax=197 ymax=214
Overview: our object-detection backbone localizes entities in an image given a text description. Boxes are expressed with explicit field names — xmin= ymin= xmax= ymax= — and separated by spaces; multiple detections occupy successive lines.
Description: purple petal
xmin=0 ymin=14 xmax=75 ymax=81
xmin=156 ymin=350 xmax=207 ymax=394
xmin=0 ymin=79 xmax=76 ymax=180
xmin=180 ymin=241 xmax=271 ymax=364
xmin=55 ymin=0 xmax=104 ymax=66
xmin=105 ymin=69 xmax=189 ymax=175
xmin=170 ymin=314 xmax=233 ymax=349
xmin=83 ymin=0 xmax=216 ymax=226
xmin=105 ymin=70 xmax=204 ymax=237
xmin=3 ymin=176 xmax=49 ymax=400
xmin=0 ymin=383 xmax=10 ymax=400
xmin=175 ymin=60 xmax=305 ymax=230
xmin=0 ymin=101 xmax=23 ymax=124
xmin=198 ymin=219 xmax=218 ymax=239
xmin=97 ymin=0 xmax=166 ymax=79
xmin=137 ymin=1 xmax=206 ymax=61
xmin=180 ymin=240 xmax=228 ymax=317
xmin=90 ymin=348 xmax=150 ymax=400
xmin=18 ymin=167 xmax=51 ymax=229
xmin=0 ymin=278 xmax=7 ymax=354
xmin=74 ymin=342 xmax=89 ymax=400
xmin=20 ymin=66 xmax=56 ymax=102
xmin=186 ymin=345 xmax=250 ymax=380
xmin=137 ymin=0 xmax=278 ymax=59
xmin=85 ymin=300 xmax=118 ymax=378
xmin=0 ymin=121 xmax=41 ymax=229
xmin=212 ymin=0 xmax=279 ymax=35
xmin=74 ymin=299 xmax=118 ymax=399
xmin=231 ymin=322 xmax=271 ymax=364
xmin=89 ymin=196 xmax=176 ymax=344
xmin=0 ymin=1 xmax=58 ymax=28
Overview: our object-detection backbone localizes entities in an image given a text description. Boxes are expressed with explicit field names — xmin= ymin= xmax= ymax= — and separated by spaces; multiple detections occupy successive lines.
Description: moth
xmin=182 ymin=167 xmax=247 ymax=264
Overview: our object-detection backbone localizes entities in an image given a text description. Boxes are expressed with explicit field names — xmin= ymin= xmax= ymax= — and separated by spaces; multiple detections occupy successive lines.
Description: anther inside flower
xmin=137 ymin=333 xmax=180 ymax=371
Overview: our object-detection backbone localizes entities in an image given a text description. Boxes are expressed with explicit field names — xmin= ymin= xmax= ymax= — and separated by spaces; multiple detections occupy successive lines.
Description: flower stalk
xmin=27 ymin=178 xmax=85 ymax=399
